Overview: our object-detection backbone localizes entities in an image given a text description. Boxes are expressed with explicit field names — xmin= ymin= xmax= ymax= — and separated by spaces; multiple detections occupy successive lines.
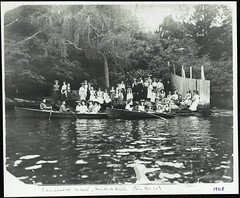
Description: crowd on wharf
xmin=40 ymin=76 xmax=200 ymax=114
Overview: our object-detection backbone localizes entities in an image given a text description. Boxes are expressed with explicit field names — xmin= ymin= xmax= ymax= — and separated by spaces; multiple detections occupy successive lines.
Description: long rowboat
xmin=14 ymin=106 xmax=107 ymax=119
xmin=106 ymin=107 xmax=175 ymax=120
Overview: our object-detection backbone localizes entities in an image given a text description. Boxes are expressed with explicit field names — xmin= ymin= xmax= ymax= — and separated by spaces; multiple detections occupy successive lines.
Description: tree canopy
xmin=4 ymin=4 xmax=233 ymax=105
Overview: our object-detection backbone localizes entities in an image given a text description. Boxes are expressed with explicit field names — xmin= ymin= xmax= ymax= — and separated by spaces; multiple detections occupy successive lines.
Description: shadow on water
xmin=5 ymin=110 xmax=233 ymax=184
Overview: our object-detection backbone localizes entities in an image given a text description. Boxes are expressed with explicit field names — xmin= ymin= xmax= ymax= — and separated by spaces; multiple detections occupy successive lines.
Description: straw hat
xmin=126 ymin=98 xmax=133 ymax=104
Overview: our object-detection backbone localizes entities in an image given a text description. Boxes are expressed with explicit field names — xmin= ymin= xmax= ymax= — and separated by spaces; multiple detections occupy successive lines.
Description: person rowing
xmin=40 ymin=99 xmax=52 ymax=110
xmin=59 ymin=101 xmax=70 ymax=112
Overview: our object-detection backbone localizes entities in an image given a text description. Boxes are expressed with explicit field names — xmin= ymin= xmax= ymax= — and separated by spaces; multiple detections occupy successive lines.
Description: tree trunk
xmin=100 ymin=53 xmax=110 ymax=88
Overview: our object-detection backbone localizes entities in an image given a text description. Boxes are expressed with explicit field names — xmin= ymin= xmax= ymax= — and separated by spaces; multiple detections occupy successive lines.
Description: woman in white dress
xmin=103 ymin=89 xmax=111 ymax=104
xmin=181 ymin=89 xmax=192 ymax=107
xmin=79 ymin=83 xmax=86 ymax=100
xmin=61 ymin=82 xmax=67 ymax=101
xmin=126 ymin=88 xmax=133 ymax=101
xmin=89 ymin=86 xmax=96 ymax=101
xmin=147 ymin=82 xmax=153 ymax=99
xmin=97 ymin=88 xmax=104 ymax=104
xmin=189 ymin=90 xmax=200 ymax=111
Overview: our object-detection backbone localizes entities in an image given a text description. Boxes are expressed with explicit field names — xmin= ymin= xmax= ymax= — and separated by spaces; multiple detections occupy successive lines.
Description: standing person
xmin=40 ymin=99 xmax=52 ymax=110
xmin=59 ymin=101 xmax=70 ymax=112
xmin=120 ymin=81 xmax=126 ymax=98
xmin=189 ymin=90 xmax=200 ymax=111
xmin=147 ymin=82 xmax=153 ymax=100
xmin=159 ymin=89 xmax=166 ymax=101
xmin=79 ymin=83 xmax=86 ymax=101
xmin=157 ymin=78 xmax=164 ymax=91
xmin=89 ymin=86 xmax=96 ymax=101
xmin=103 ymin=89 xmax=111 ymax=103
xmin=66 ymin=83 xmax=72 ymax=101
xmin=132 ymin=78 xmax=138 ymax=102
xmin=84 ymin=80 xmax=90 ymax=101
xmin=143 ymin=77 xmax=148 ymax=99
xmin=126 ymin=88 xmax=133 ymax=101
xmin=152 ymin=78 xmax=157 ymax=91
xmin=116 ymin=89 xmax=124 ymax=108
xmin=61 ymin=82 xmax=67 ymax=101
xmin=97 ymin=88 xmax=104 ymax=104
xmin=136 ymin=77 xmax=144 ymax=101
xmin=110 ymin=86 xmax=116 ymax=101
xmin=52 ymin=80 xmax=60 ymax=105
xmin=150 ymin=89 xmax=156 ymax=104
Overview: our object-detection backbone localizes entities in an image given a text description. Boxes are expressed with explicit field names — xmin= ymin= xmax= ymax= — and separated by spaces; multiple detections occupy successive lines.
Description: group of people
xmin=40 ymin=77 xmax=200 ymax=113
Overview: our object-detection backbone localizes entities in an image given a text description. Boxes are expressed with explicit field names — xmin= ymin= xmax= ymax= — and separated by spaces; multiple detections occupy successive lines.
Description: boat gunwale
xmin=14 ymin=106 xmax=107 ymax=116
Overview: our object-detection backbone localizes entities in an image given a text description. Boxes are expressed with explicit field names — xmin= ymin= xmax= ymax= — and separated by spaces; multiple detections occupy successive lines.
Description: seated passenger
xmin=156 ymin=103 xmax=164 ymax=113
xmin=181 ymin=89 xmax=192 ymax=107
xmin=138 ymin=99 xmax=145 ymax=112
xmin=78 ymin=100 xmax=88 ymax=113
xmin=92 ymin=100 xmax=101 ymax=113
xmin=59 ymin=101 xmax=70 ymax=112
xmin=125 ymin=99 xmax=133 ymax=111
xmin=189 ymin=90 xmax=200 ymax=111
xmin=40 ymin=99 xmax=52 ymax=110
xmin=88 ymin=100 xmax=94 ymax=113
xmin=75 ymin=101 xmax=82 ymax=112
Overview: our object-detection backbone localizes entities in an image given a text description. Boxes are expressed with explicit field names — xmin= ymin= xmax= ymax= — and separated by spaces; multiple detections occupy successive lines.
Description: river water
xmin=5 ymin=109 xmax=233 ymax=185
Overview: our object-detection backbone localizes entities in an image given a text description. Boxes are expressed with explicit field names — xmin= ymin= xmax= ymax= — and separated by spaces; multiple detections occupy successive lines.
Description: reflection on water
xmin=5 ymin=110 xmax=233 ymax=184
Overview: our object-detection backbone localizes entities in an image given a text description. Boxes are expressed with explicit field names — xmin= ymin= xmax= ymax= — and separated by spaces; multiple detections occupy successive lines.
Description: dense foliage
xmin=4 ymin=4 xmax=233 ymax=106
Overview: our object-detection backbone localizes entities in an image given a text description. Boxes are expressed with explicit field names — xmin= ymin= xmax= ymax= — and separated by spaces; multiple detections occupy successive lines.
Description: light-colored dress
xmin=103 ymin=92 xmax=111 ymax=104
xmin=189 ymin=94 xmax=200 ymax=111
xmin=147 ymin=84 xmax=153 ymax=99
xmin=97 ymin=91 xmax=104 ymax=104
xmin=150 ymin=92 xmax=156 ymax=103
xmin=79 ymin=87 xmax=86 ymax=100
xmin=157 ymin=82 xmax=164 ymax=90
xmin=89 ymin=90 xmax=96 ymax=101
xmin=92 ymin=104 xmax=101 ymax=113
xmin=138 ymin=105 xmax=145 ymax=112
xmin=182 ymin=93 xmax=192 ymax=106
xmin=125 ymin=104 xmax=133 ymax=111
xmin=78 ymin=105 xmax=88 ymax=113
xmin=75 ymin=104 xmax=82 ymax=112
xmin=126 ymin=93 xmax=133 ymax=101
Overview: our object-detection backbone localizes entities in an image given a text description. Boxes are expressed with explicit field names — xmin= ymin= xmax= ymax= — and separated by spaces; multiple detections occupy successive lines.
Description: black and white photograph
xmin=2 ymin=1 xmax=238 ymax=196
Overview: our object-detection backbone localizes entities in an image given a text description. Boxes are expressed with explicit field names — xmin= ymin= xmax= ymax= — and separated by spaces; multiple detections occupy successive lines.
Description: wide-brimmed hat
xmin=93 ymin=99 xmax=100 ymax=104
xmin=126 ymin=98 xmax=133 ymax=104
xmin=76 ymin=100 xmax=81 ymax=103
xmin=54 ymin=80 xmax=59 ymax=83
xmin=140 ymin=99 xmax=145 ymax=103
xmin=88 ymin=100 xmax=93 ymax=104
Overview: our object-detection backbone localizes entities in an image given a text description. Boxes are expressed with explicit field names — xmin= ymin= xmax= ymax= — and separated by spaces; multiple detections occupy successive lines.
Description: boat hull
xmin=14 ymin=106 xmax=107 ymax=119
xmin=106 ymin=108 xmax=174 ymax=120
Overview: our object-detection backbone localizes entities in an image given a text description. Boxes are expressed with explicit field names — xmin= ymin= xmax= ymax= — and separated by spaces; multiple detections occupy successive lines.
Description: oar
xmin=55 ymin=104 xmax=78 ymax=119
xmin=69 ymin=108 xmax=78 ymax=119
xmin=139 ymin=110 xmax=167 ymax=120
xmin=49 ymin=107 xmax=53 ymax=120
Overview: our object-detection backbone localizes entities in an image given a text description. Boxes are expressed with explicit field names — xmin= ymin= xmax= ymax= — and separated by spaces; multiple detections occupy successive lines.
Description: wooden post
xmin=173 ymin=64 xmax=176 ymax=75
xmin=201 ymin=65 xmax=205 ymax=80
xmin=182 ymin=65 xmax=185 ymax=78
xmin=190 ymin=66 xmax=192 ymax=79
